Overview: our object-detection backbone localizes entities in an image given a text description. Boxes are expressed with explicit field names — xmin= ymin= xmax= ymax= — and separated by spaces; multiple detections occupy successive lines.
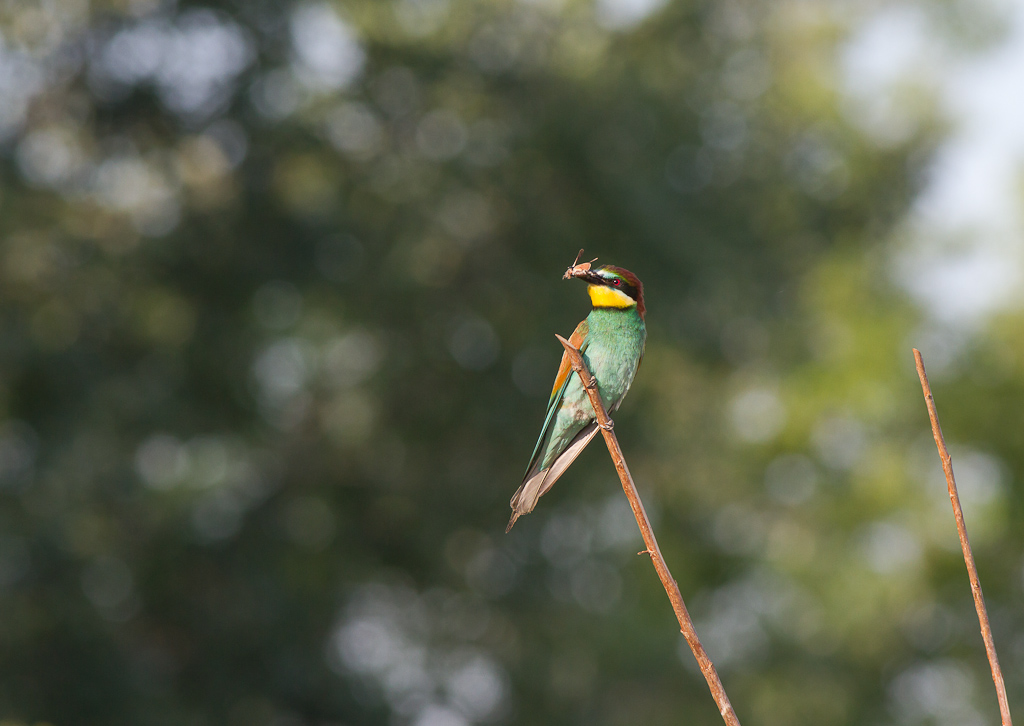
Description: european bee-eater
xmin=507 ymin=265 xmax=646 ymax=531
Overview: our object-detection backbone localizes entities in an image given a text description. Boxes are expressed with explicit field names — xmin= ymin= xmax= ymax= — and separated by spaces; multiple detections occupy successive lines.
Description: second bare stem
xmin=914 ymin=348 xmax=1012 ymax=726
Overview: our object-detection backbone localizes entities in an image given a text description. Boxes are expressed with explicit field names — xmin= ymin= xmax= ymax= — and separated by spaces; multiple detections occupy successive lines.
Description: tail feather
xmin=506 ymin=423 xmax=599 ymax=531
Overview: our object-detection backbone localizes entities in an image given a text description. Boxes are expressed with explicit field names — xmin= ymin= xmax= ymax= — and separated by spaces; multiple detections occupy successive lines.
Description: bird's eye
xmin=612 ymin=279 xmax=621 ymax=286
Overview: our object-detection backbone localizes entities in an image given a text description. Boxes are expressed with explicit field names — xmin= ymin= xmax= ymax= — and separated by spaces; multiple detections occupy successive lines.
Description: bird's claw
xmin=599 ymin=419 xmax=614 ymax=431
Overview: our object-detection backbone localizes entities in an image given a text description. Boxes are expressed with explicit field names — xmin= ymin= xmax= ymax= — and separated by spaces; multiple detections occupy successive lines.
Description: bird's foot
xmin=599 ymin=419 xmax=614 ymax=431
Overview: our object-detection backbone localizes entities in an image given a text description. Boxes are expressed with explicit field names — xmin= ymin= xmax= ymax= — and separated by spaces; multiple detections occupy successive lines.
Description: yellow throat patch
xmin=588 ymin=285 xmax=635 ymax=309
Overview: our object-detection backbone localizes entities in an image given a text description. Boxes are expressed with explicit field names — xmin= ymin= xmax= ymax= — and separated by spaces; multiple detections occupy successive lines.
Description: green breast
xmin=582 ymin=307 xmax=646 ymax=411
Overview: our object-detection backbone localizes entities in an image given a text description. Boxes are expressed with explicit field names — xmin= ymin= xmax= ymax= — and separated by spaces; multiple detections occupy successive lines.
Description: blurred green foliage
xmin=0 ymin=0 xmax=1020 ymax=725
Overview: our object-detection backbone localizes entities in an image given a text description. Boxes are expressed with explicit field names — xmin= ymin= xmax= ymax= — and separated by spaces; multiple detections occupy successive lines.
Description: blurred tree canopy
xmin=0 ymin=0 xmax=1021 ymax=725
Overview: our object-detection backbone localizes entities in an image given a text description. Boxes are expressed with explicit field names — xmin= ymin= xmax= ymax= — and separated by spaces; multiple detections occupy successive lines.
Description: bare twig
xmin=913 ymin=349 xmax=1013 ymax=726
xmin=556 ymin=334 xmax=742 ymax=726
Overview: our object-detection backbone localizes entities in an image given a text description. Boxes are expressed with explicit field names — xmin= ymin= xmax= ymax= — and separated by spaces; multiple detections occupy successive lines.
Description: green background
xmin=0 ymin=1 xmax=1020 ymax=724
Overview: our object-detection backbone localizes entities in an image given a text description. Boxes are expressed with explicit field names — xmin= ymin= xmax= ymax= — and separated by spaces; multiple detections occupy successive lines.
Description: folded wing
xmin=507 ymin=319 xmax=593 ymax=532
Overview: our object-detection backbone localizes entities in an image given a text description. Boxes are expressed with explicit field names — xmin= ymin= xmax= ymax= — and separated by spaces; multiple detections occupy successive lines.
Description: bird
xmin=507 ymin=264 xmax=646 ymax=532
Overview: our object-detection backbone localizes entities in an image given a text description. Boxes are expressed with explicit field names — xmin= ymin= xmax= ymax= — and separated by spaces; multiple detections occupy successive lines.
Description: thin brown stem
xmin=556 ymin=334 xmax=741 ymax=726
xmin=913 ymin=349 xmax=1013 ymax=726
